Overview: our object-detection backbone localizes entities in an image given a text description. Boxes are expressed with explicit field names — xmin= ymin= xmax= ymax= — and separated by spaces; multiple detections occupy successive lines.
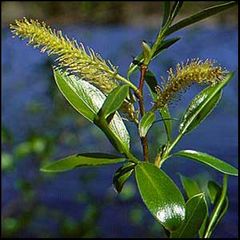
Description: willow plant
xmin=10 ymin=1 xmax=238 ymax=238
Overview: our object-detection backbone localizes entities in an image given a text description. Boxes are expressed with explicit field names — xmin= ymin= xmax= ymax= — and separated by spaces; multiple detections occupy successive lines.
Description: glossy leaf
xmin=113 ymin=162 xmax=135 ymax=193
xmin=173 ymin=150 xmax=238 ymax=176
xmin=99 ymin=85 xmax=129 ymax=119
xmin=54 ymin=69 xmax=95 ymax=121
xmin=139 ymin=111 xmax=156 ymax=137
xmin=54 ymin=70 xmax=130 ymax=149
xmin=171 ymin=193 xmax=208 ymax=238
xmin=180 ymin=89 xmax=222 ymax=134
xmin=198 ymin=202 xmax=209 ymax=238
xmin=179 ymin=72 xmax=234 ymax=135
xmin=166 ymin=2 xmax=237 ymax=36
xmin=41 ymin=153 xmax=126 ymax=172
xmin=178 ymin=174 xmax=209 ymax=238
xmin=179 ymin=175 xmax=201 ymax=199
xmin=135 ymin=162 xmax=185 ymax=231
xmin=127 ymin=38 xmax=180 ymax=79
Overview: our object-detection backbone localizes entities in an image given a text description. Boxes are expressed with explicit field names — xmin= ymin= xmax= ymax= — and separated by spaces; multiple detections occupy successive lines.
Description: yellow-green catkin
xmin=10 ymin=18 xmax=138 ymax=123
xmin=10 ymin=18 xmax=118 ymax=94
xmin=153 ymin=58 xmax=228 ymax=109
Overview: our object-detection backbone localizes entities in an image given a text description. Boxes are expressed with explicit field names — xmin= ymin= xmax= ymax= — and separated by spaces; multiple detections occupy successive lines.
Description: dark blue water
xmin=2 ymin=25 xmax=238 ymax=238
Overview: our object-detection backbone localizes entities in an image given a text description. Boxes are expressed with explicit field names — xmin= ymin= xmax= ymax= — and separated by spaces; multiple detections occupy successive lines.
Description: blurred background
xmin=2 ymin=1 xmax=238 ymax=238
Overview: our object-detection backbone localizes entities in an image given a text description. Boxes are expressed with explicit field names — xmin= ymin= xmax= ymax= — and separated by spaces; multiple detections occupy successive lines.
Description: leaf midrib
xmin=176 ymin=195 xmax=204 ymax=237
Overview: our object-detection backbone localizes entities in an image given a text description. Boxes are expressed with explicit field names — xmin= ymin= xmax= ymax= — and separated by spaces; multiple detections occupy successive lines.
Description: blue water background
xmin=2 ymin=24 xmax=238 ymax=238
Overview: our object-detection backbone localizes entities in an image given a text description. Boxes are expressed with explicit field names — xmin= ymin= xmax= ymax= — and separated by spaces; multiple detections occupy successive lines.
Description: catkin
xmin=10 ymin=18 xmax=139 ymax=123
xmin=10 ymin=18 xmax=119 ymax=94
xmin=153 ymin=58 xmax=228 ymax=109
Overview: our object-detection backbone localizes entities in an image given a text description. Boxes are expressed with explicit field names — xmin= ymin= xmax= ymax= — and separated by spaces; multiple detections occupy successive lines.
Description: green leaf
xmin=139 ymin=111 xmax=156 ymax=137
xmin=166 ymin=2 xmax=237 ymax=36
xmin=127 ymin=38 xmax=180 ymax=79
xmin=152 ymin=37 xmax=181 ymax=60
xmin=173 ymin=150 xmax=238 ymax=176
xmin=203 ymin=175 xmax=229 ymax=238
xmin=178 ymin=174 xmax=209 ymax=238
xmin=171 ymin=193 xmax=208 ymax=238
xmin=169 ymin=1 xmax=183 ymax=22
xmin=135 ymin=162 xmax=185 ymax=231
xmin=203 ymin=180 xmax=228 ymax=237
xmin=41 ymin=153 xmax=126 ymax=172
xmin=179 ymin=72 xmax=234 ymax=135
xmin=198 ymin=203 xmax=209 ymax=238
xmin=208 ymin=181 xmax=222 ymax=204
xmin=113 ymin=162 xmax=135 ymax=193
xmin=98 ymin=85 xmax=129 ymax=119
xmin=54 ymin=69 xmax=130 ymax=150
xmin=54 ymin=69 xmax=95 ymax=121
xmin=179 ymin=175 xmax=201 ymax=199
xmin=162 ymin=2 xmax=171 ymax=27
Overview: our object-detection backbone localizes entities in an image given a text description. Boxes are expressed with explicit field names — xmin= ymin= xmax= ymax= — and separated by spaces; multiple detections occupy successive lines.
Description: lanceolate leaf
xmin=135 ymin=162 xmax=185 ymax=231
xmin=54 ymin=69 xmax=95 ymax=121
xmin=169 ymin=1 xmax=184 ymax=22
xmin=162 ymin=2 xmax=171 ymax=27
xmin=152 ymin=37 xmax=181 ymax=59
xmin=166 ymin=2 xmax=237 ymax=36
xmin=113 ymin=162 xmax=135 ymax=193
xmin=178 ymin=174 xmax=209 ymax=238
xmin=127 ymin=38 xmax=180 ymax=79
xmin=139 ymin=111 xmax=156 ymax=137
xmin=171 ymin=193 xmax=208 ymax=238
xmin=98 ymin=85 xmax=129 ymax=119
xmin=173 ymin=150 xmax=238 ymax=176
xmin=54 ymin=70 xmax=130 ymax=150
xmin=179 ymin=72 xmax=234 ymax=135
xmin=41 ymin=153 xmax=126 ymax=172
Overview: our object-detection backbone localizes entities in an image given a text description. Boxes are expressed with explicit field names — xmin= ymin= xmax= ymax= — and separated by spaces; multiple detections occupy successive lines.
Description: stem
xmin=203 ymin=175 xmax=228 ymax=238
xmin=95 ymin=116 xmax=139 ymax=164
xmin=145 ymin=27 xmax=169 ymax=66
xmin=137 ymin=65 xmax=149 ymax=162
xmin=165 ymin=132 xmax=183 ymax=155
xmin=154 ymin=132 xmax=183 ymax=168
